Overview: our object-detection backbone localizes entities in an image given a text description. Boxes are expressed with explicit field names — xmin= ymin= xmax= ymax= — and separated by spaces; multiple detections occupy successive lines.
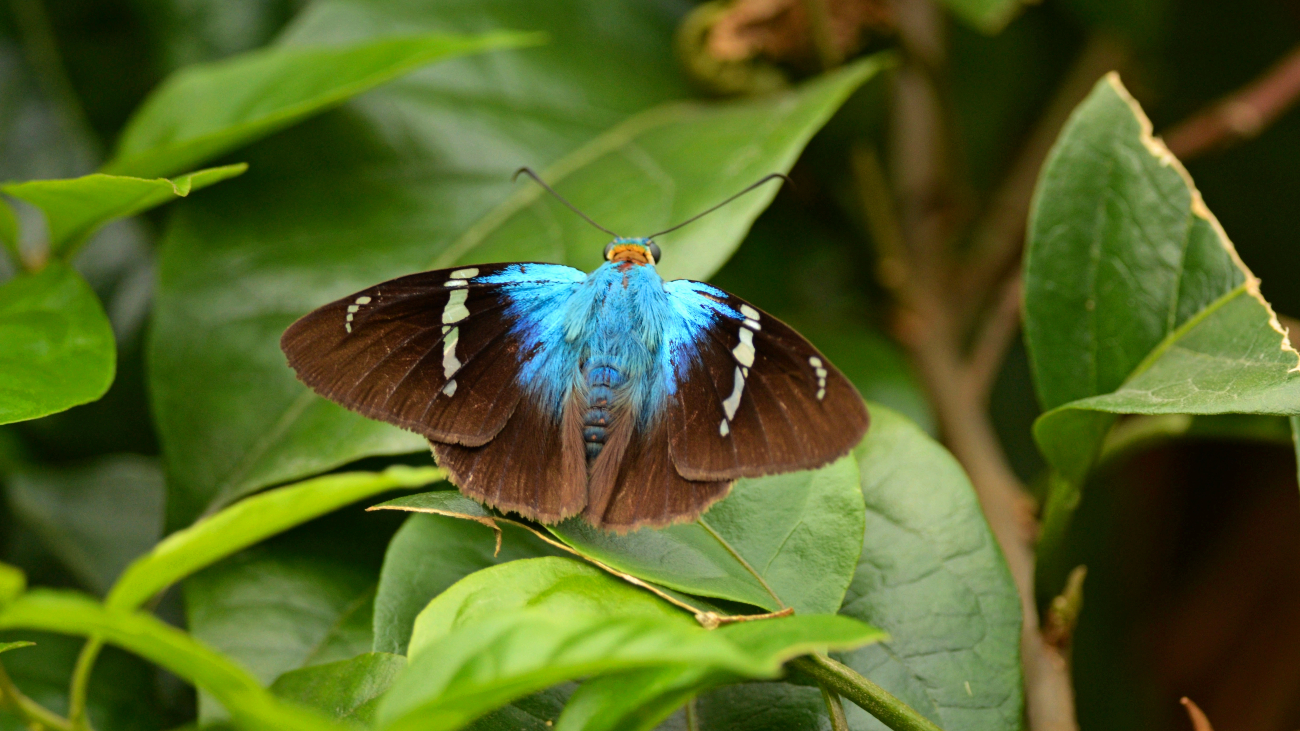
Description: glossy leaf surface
xmin=838 ymin=406 xmax=1023 ymax=731
xmin=149 ymin=0 xmax=885 ymax=526
xmin=370 ymin=507 xmax=560 ymax=655
xmin=271 ymin=652 xmax=406 ymax=725
xmin=381 ymin=558 xmax=880 ymax=731
xmin=550 ymin=454 xmax=864 ymax=615
xmin=107 ymin=466 xmax=442 ymax=610
xmin=104 ymin=33 xmax=537 ymax=178
xmin=0 ymin=590 xmax=346 ymax=731
xmin=1024 ymin=75 xmax=1300 ymax=554
xmin=4 ymin=455 xmax=163 ymax=594
xmin=2 ymin=165 xmax=246 ymax=257
xmin=0 ymin=262 xmax=114 ymax=425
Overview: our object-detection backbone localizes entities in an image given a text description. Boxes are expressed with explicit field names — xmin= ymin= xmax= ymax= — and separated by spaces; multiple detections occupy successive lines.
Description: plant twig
xmin=873 ymin=2 xmax=1089 ymax=729
xmin=791 ymin=654 xmax=944 ymax=731
xmin=67 ymin=637 xmax=102 ymax=729
xmin=1164 ymin=44 xmax=1300 ymax=160
xmin=0 ymin=656 xmax=75 ymax=731
xmin=820 ymin=681 xmax=851 ymax=731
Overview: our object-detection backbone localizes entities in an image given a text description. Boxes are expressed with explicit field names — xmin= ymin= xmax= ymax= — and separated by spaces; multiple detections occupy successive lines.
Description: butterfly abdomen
xmin=581 ymin=357 xmax=624 ymax=461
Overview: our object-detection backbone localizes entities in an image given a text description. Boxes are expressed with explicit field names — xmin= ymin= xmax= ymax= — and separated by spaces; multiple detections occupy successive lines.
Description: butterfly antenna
xmin=646 ymin=173 xmax=792 ymax=239
xmin=513 ymin=167 xmax=621 ymax=238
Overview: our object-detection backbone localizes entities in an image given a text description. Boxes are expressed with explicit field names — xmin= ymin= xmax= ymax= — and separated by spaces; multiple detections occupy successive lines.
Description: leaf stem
xmin=819 ymin=681 xmax=850 ymax=731
xmin=0 ymin=655 xmax=75 ymax=731
xmin=67 ymin=636 xmax=103 ymax=729
xmin=790 ymin=654 xmax=945 ymax=731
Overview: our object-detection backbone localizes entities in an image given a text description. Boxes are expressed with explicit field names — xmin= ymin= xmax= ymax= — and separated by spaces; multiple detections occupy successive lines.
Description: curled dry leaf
xmin=1180 ymin=697 xmax=1215 ymax=731
xmin=709 ymin=0 xmax=892 ymax=67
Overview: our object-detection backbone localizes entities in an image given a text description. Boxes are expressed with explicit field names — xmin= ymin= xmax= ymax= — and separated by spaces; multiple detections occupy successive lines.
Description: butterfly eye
xmin=603 ymin=241 xmax=616 ymax=260
xmin=647 ymin=241 xmax=662 ymax=264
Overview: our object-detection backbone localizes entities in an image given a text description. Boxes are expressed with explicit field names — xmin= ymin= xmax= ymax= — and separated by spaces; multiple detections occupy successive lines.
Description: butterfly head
xmin=603 ymin=237 xmax=661 ymax=266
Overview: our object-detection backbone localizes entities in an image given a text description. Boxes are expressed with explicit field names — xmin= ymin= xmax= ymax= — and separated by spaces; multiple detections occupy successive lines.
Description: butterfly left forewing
xmin=280 ymin=263 xmax=582 ymax=446
xmin=663 ymin=281 xmax=869 ymax=481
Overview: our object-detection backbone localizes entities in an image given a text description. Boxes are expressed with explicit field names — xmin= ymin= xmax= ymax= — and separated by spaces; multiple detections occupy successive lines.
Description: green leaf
xmin=271 ymin=653 xmax=406 ymax=725
xmin=837 ymin=405 xmax=1023 ymax=731
xmin=549 ymin=454 xmax=863 ymax=615
xmin=1025 ymin=74 xmax=1300 ymax=552
xmin=0 ymin=261 xmax=115 ymax=425
xmin=370 ymin=505 xmax=560 ymax=655
xmin=407 ymin=557 xmax=691 ymax=658
xmin=149 ymin=0 xmax=886 ymax=527
xmin=2 ymin=165 xmax=247 ymax=258
xmin=0 ymin=198 xmax=18 ymax=267
xmin=0 ymin=563 xmax=23 ymax=605
xmin=4 ymin=455 xmax=163 ymax=594
xmin=940 ymin=0 xmax=1022 ymax=32
xmin=555 ymin=667 xmax=710 ymax=731
xmin=106 ymin=465 xmax=443 ymax=610
xmin=103 ymin=32 xmax=542 ymax=179
xmin=0 ymin=590 xmax=347 ymax=730
xmin=381 ymin=558 xmax=881 ymax=731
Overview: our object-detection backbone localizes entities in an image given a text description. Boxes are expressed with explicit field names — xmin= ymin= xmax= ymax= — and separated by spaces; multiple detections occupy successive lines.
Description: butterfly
xmin=281 ymin=169 xmax=869 ymax=532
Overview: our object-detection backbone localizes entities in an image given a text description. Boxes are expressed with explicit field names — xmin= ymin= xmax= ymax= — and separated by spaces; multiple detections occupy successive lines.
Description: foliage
xmin=2 ymin=1 xmax=1299 ymax=730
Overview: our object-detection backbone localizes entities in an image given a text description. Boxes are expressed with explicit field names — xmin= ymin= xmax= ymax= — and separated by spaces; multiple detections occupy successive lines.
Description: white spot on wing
xmin=450 ymin=267 xmax=479 ymax=279
xmin=739 ymin=304 xmax=760 ymax=320
xmin=719 ymin=420 xmax=730 ymax=436
xmin=347 ymin=305 xmax=360 ymax=313
xmin=443 ymin=288 xmax=470 ymax=324
xmin=355 ymin=296 xmax=372 ymax=305
xmin=442 ymin=327 xmax=461 ymax=379
xmin=809 ymin=356 xmax=827 ymax=400
xmin=722 ymin=366 xmax=745 ymax=420
xmin=442 ymin=380 xmax=458 ymax=397
xmin=809 ymin=356 xmax=822 ymax=368
xmin=733 ymin=327 xmax=755 ymax=367
xmin=445 ymin=279 xmax=466 ymax=287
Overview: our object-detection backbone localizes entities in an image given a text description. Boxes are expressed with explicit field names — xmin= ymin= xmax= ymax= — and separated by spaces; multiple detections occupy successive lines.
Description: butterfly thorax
xmin=565 ymin=260 xmax=671 ymax=462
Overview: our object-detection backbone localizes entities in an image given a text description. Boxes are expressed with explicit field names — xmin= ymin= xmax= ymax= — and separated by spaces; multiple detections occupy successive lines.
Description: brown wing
xmin=665 ymin=287 xmax=869 ymax=481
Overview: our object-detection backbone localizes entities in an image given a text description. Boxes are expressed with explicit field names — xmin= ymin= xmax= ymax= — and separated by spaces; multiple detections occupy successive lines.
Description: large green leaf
xmin=1024 ymin=74 xmax=1300 ymax=552
xmin=549 ymin=454 xmax=864 ymax=615
xmin=2 ymin=165 xmax=246 ymax=258
xmin=3 ymin=455 xmax=163 ymax=595
xmin=837 ymin=406 xmax=1023 ymax=731
xmin=371 ymin=511 xmax=560 ymax=655
xmin=107 ymin=466 xmax=442 ymax=610
xmin=149 ymin=0 xmax=886 ymax=527
xmin=381 ymin=558 xmax=881 ymax=731
xmin=0 ymin=261 xmax=114 ymax=425
xmin=103 ymin=32 xmax=539 ymax=178
xmin=0 ymin=590 xmax=347 ymax=731
xmin=271 ymin=652 xmax=406 ymax=726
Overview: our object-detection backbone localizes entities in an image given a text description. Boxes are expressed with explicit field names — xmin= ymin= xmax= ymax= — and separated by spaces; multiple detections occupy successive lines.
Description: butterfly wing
xmin=280 ymin=263 xmax=585 ymax=448
xmin=662 ymin=280 xmax=869 ymax=481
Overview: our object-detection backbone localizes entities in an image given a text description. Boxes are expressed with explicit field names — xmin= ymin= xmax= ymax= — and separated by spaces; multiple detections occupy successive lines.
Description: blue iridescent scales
xmin=280 ymin=237 xmax=869 ymax=532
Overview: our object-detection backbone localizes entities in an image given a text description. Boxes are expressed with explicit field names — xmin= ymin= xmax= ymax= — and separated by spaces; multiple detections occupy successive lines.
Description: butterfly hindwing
xmin=280 ymin=263 xmax=582 ymax=447
xmin=663 ymin=281 xmax=869 ymax=481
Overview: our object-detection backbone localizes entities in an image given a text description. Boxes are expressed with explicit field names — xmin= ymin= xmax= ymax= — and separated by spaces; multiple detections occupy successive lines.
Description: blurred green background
xmin=1 ymin=0 xmax=1299 ymax=729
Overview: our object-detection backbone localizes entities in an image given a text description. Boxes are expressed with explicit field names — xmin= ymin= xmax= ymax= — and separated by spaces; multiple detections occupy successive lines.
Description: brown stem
xmin=1164 ymin=44 xmax=1300 ymax=160
xmin=1179 ymin=697 xmax=1215 ymax=731
xmin=876 ymin=2 xmax=1086 ymax=729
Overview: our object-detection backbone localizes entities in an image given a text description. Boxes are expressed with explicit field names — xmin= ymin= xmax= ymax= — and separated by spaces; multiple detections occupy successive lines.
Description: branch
xmin=1164 ymin=44 xmax=1300 ymax=160
xmin=1179 ymin=697 xmax=1215 ymax=731
xmin=791 ymin=655 xmax=944 ymax=731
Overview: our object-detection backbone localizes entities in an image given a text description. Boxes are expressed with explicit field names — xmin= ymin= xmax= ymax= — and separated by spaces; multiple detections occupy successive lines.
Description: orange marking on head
xmin=609 ymin=244 xmax=651 ymax=265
